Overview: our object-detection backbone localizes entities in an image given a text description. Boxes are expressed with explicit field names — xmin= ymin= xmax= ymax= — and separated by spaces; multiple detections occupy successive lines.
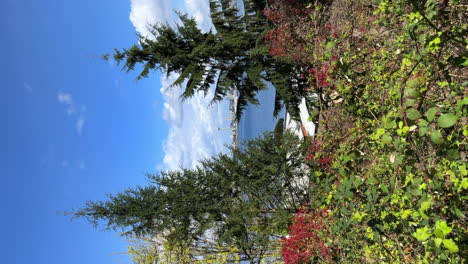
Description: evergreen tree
xmin=72 ymin=131 xmax=309 ymax=263
xmin=108 ymin=0 xmax=307 ymax=119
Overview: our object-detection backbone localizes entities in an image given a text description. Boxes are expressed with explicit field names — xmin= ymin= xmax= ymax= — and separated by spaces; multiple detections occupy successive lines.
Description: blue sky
xmin=1 ymin=0 xmax=229 ymax=263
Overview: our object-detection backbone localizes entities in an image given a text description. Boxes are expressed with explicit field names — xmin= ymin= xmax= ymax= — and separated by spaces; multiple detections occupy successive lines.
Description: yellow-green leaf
xmin=434 ymin=220 xmax=452 ymax=238
xmin=401 ymin=209 xmax=412 ymax=219
xmin=413 ymin=226 xmax=431 ymax=241
xmin=442 ymin=239 xmax=459 ymax=252
xmin=434 ymin=238 xmax=442 ymax=247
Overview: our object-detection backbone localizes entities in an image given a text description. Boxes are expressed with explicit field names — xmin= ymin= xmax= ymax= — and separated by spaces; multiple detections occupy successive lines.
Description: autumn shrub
xmin=262 ymin=0 xmax=315 ymax=62
xmin=281 ymin=208 xmax=332 ymax=264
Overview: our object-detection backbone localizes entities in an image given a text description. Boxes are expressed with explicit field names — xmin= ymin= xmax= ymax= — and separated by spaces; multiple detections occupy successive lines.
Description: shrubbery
xmin=281 ymin=208 xmax=332 ymax=264
xmin=267 ymin=0 xmax=467 ymax=263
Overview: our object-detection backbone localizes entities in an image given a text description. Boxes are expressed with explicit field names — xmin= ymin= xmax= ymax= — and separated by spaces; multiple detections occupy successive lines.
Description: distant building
xmin=219 ymin=86 xmax=239 ymax=149
xmin=284 ymin=97 xmax=316 ymax=139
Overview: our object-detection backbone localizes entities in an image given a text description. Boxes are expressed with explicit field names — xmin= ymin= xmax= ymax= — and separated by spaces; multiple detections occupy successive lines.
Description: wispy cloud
xmin=61 ymin=159 xmax=86 ymax=170
xmin=57 ymin=91 xmax=86 ymax=135
xmin=76 ymin=160 xmax=86 ymax=170
xmin=76 ymin=117 xmax=85 ymax=135
xmin=58 ymin=92 xmax=73 ymax=105
xmin=23 ymin=82 xmax=32 ymax=92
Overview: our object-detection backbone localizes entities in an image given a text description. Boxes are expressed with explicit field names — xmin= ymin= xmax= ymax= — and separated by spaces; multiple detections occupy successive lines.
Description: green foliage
xmin=273 ymin=118 xmax=284 ymax=146
xmin=285 ymin=0 xmax=468 ymax=262
xmin=126 ymin=237 xmax=158 ymax=264
xmin=438 ymin=113 xmax=458 ymax=128
xmin=406 ymin=108 xmax=422 ymax=120
xmin=430 ymin=129 xmax=444 ymax=144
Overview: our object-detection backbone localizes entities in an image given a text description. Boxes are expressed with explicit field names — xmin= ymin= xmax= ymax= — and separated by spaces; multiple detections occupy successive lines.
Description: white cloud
xmin=60 ymin=159 xmax=86 ymax=170
xmin=58 ymin=91 xmax=73 ymax=105
xmin=57 ymin=91 xmax=86 ymax=135
xmin=160 ymin=74 xmax=231 ymax=171
xmin=128 ymin=0 xmax=229 ymax=171
xmin=129 ymin=0 xmax=213 ymax=39
xmin=76 ymin=117 xmax=85 ymax=136
xmin=57 ymin=91 xmax=76 ymax=115
xmin=185 ymin=0 xmax=212 ymax=32
xmin=129 ymin=0 xmax=172 ymax=38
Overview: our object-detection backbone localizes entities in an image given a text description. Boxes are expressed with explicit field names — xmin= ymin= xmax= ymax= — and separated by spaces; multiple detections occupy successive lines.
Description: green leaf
xmin=426 ymin=107 xmax=437 ymax=122
xmin=419 ymin=198 xmax=432 ymax=219
xmin=420 ymin=199 xmax=431 ymax=212
xmin=442 ymin=239 xmax=459 ymax=252
xmin=394 ymin=154 xmax=403 ymax=165
xmin=352 ymin=211 xmax=366 ymax=222
xmin=430 ymin=130 xmax=444 ymax=144
xmin=405 ymin=98 xmax=416 ymax=106
xmin=419 ymin=126 xmax=428 ymax=137
xmin=438 ymin=113 xmax=458 ymax=128
xmin=382 ymin=134 xmax=392 ymax=144
xmin=326 ymin=41 xmax=336 ymax=50
xmin=381 ymin=184 xmax=389 ymax=193
xmin=428 ymin=37 xmax=441 ymax=51
xmin=454 ymin=208 xmax=465 ymax=218
xmin=434 ymin=238 xmax=442 ymax=247
xmin=434 ymin=220 xmax=452 ymax=238
xmin=418 ymin=119 xmax=428 ymax=126
xmin=418 ymin=119 xmax=428 ymax=136
xmin=413 ymin=226 xmax=431 ymax=241
xmin=366 ymin=176 xmax=378 ymax=185
xmin=461 ymin=97 xmax=468 ymax=105
xmin=401 ymin=209 xmax=412 ymax=219
xmin=447 ymin=149 xmax=459 ymax=160
xmin=457 ymin=56 xmax=468 ymax=67
xmin=462 ymin=58 xmax=468 ymax=67
xmin=460 ymin=178 xmax=468 ymax=191
xmin=384 ymin=119 xmax=396 ymax=129
xmin=460 ymin=164 xmax=467 ymax=176
xmin=404 ymin=88 xmax=419 ymax=98
xmin=411 ymin=188 xmax=422 ymax=196
xmin=406 ymin=108 xmax=421 ymax=120
xmin=407 ymin=76 xmax=424 ymax=88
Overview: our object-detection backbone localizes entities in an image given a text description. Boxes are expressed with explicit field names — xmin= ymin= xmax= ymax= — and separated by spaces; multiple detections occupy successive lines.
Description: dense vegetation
xmin=282 ymin=1 xmax=467 ymax=263
xmin=73 ymin=0 xmax=467 ymax=263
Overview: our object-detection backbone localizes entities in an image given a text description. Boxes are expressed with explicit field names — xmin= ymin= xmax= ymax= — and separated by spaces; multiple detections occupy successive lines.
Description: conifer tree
xmin=108 ymin=0 xmax=307 ymax=119
xmin=72 ymin=131 xmax=309 ymax=263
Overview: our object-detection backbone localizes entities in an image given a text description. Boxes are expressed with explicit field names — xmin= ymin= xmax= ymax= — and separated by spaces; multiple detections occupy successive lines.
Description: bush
xmin=265 ymin=0 xmax=468 ymax=262
xmin=281 ymin=208 xmax=332 ymax=264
